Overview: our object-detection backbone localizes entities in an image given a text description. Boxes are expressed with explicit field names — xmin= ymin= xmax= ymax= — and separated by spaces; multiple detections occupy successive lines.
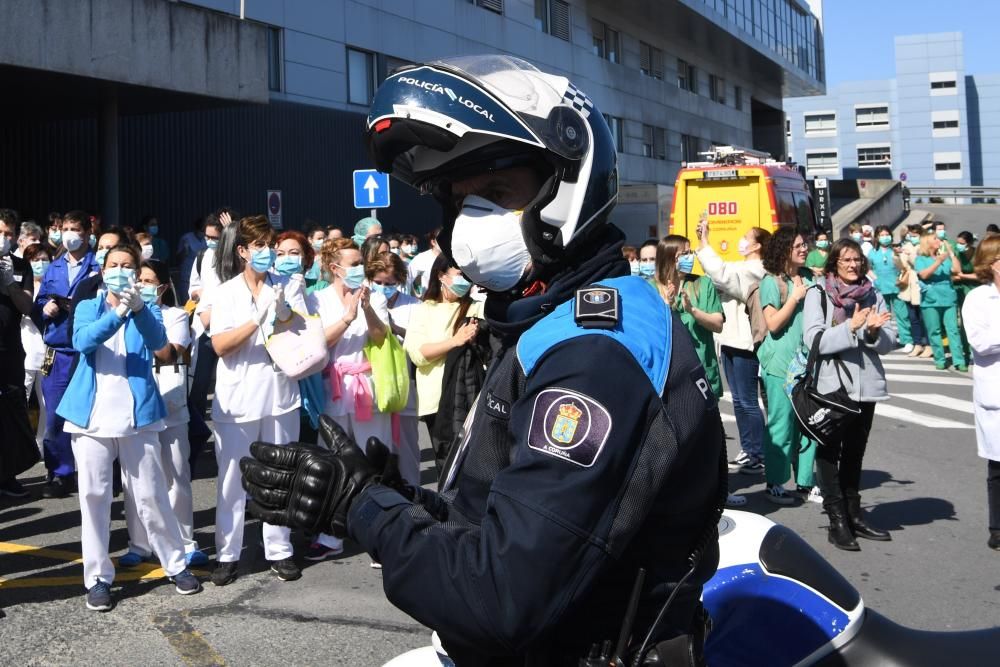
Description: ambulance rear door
xmin=684 ymin=168 xmax=762 ymax=265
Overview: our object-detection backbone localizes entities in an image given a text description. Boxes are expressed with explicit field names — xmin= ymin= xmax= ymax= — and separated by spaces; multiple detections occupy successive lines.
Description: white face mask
xmin=450 ymin=195 xmax=531 ymax=292
xmin=140 ymin=244 xmax=154 ymax=259
xmin=63 ymin=230 xmax=83 ymax=252
xmin=737 ymin=238 xmax=751 ymax=257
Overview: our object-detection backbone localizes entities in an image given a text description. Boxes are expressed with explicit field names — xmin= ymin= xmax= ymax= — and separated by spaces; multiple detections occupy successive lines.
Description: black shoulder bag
xmin=790 ymin=289 xmax=862 ymax=447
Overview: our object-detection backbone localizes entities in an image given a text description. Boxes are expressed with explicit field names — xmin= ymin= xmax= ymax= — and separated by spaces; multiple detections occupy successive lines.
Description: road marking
xmin=892 ymin=393 xmax=975 ymax=414
xmin=0 ymin=541 xmax=208 ymax=588
xmin=874 ymin=403 xmax=973 ymax=429
xmin=880 ymin=362 xmax=948 ymax=373
xmin=885 ymin=373 xmax=972 ymax=386
xmin=153 ymin=611 xmax=227 ymax=667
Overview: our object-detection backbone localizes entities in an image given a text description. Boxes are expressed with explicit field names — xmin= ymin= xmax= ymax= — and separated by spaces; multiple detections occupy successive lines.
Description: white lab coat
xmin=962 ymin=283 xmax=1000 ymax=461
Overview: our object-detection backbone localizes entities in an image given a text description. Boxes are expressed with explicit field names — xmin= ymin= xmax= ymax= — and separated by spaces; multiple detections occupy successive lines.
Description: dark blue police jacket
xmin=348 ymin=239 xmax=724 ymax=666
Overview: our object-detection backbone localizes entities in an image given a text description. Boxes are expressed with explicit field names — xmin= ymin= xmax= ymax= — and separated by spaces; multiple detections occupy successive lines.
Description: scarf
xmin=824 ymin=274 xmax=875 ymax=325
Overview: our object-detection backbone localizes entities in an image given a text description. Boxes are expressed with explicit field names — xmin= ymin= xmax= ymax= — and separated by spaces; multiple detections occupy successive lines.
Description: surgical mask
xmin=677 ymin=253 xmax=695 ymax=274
xmin=140 ymin=285 xmax=161 ymax=304
xmin=274 ymin=255 xmax=302 ymax=276
xmin=878 ymin=236 xmax=892 ymax=247
xmin=446 ymin=275 xmax=473 ymax=298
xmin=956 ymin=243 xmax=968 ymax=253
xmin=629 ymin=260 xmax=639 ymax=276
xmin=148 ymin=225 xmax=159 ymax=236
xmin=95 ymin=249 xmax=109 ymax=265
xmin=373 ymin=283 xmax=398 ymax=300
xmin=49 ymin=230 xmax=62 ymax=245
xmin=850 ymin=233 xmax=862 ymax=242
xmin=249 ymin=247 xmax=276 ymax=273
xmin=140 ymin=244 xmax=154 ymax=260
xmin=0 ymin=236 xmax=9 ymax=255
xmin=311 ymin=240 xmax=325 ymax=251
xmin=403 ymin=244 xmax=415 ymax=255
xmin=638 ymin=262 xmax=655 ymax=277
xmin=908 ymin=235 xmax=920 ymax=245
xmin=815 ymin=240 xmax=830 ymax=250
xmin=390 ymin=247 xmax=400 ymax=255
xmin=339 ymin=264 xmax=365 ymax=289
xmin=737 ymin=238 xmax=752 ymax=256
xmin=89 ymin=234 xmax=97 ymax=248
xmin=103 ymin=267 xmax=135 ymax=294
xmin=936 ymin=229 xmax=946 ymax=239
xmin=31 ymin=259 xmax=50 ymax=276
xmin=63 ymin=231 xmax=83 ymax=252
xmin=450 ymin=195 xmax=530 ymax=292
xmin=206 ymin=239 xmax=219 ymax=250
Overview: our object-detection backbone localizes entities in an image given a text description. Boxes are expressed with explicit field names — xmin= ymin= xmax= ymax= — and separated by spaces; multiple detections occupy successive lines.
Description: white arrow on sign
xmin=364 ymin=174 xmax=379 ymax=204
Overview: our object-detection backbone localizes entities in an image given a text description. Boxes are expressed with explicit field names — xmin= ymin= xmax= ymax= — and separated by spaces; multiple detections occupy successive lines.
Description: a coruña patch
xmin=527 ymin=388 xmax=612 ymax=467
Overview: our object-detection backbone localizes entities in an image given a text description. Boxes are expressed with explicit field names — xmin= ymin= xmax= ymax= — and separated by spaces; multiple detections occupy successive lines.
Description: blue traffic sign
xmin=353 ymin=169 xmax=391 ymax=209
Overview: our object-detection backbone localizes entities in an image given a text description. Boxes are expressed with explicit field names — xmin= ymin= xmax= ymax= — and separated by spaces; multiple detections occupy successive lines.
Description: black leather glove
xmin=239 ymin=415 xmax=402 ymax=538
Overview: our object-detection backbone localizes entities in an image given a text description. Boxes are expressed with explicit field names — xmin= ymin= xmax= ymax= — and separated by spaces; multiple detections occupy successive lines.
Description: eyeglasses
xmin=837 ymin=257 xmax=863 ymax=265
xmin=792 ymin=242 xmax=809 ymax=250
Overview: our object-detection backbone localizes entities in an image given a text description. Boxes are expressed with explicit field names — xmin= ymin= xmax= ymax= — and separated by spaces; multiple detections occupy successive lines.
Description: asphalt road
xmin=1 ymin=350 xmax=995 ymax=666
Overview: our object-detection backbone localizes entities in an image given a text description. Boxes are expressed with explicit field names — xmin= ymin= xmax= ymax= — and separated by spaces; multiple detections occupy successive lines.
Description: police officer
xmin=241 ymin=56 xmax=724 ymax=666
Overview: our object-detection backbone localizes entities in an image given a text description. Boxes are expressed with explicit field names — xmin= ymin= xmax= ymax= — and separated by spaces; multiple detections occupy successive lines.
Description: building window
xmin=933 ymin=151 xmax=963 ymax=179
xmin=535 ymin=0 xmax=570 ymax=41
xmin=857 ymin=146 xmax=891 ymax=168
xmin=677 ymin=59 xmax=697 ymax=93
xmin=680 ymin=134 xmax=700 ymax=164
xmin=347 ymin=47 xmax=377 ymax=105
xmin=805 ymin=151 xmax=839 ymax=173
xmin=604 ymin=114 xmax=624 ymax=152
xmin=804 ymin=112 xmax=836 ymax=135
xmin=267 ymin=27 xmax=282 ymax=92
xmin=930 ymin=72 xmax=958 ymax=96
xmin=935 ymin=161 xmax=961 ymax=170
xmin=591 ymin=19 xmax=619 ymax=63
xmin=471 ymin=0 xmax=503 ymax=14
xmin=931 ymin=110 xmax=961 ymax=138
xmin=640 ymin=41 xmax=664 ymax=79
xmin=734 ymin=85 xmax=743 ymax=111
xmin=855 ymin=105 xmax=889 ymax=129
xmin=709 ymin=74 xmax=726 ymax=104
xmin=641 ymin=125 xmax=667 ymax=160
xmin=930 ymin=80 xmax=957 ymax=90
xmin=785 ymin=118 xmax=791 ymax=137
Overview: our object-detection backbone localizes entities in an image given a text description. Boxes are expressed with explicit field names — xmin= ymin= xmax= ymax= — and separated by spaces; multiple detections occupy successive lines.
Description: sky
xmin=821 ymin=0 xmax=1000 ymax=86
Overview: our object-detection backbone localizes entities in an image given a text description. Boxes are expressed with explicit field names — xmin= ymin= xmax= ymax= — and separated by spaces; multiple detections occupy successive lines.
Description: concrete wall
xmin=0 ymin=0 xmax=269 ymax=102
xmin=968 ymin=73 xmax=1000 ymax=187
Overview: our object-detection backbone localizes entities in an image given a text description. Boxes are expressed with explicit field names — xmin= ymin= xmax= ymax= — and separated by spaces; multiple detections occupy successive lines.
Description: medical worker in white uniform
xmin=119 ymin=259 xmax=208 ymax=568
xmin=209 ymin=215 xmax=307 ymax=586
xmin=57 ymin=244 xmax=200 ymax=611
xmin=303 ymin=237 xmax=391 ymax=561
xmin=368 ymin=251 xmax=422 ymax=487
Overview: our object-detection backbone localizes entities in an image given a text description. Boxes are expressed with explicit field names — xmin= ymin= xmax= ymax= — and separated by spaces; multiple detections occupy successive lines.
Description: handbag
xmin=154 ymin=361 xmax=190 ymax=419
xmin=265 ymin=310 xmax=330 ymax=382
xmin=790 ymin=289 xmax=862 ymax=447
xmin=364 ymin=332 xmax=410 ymax=413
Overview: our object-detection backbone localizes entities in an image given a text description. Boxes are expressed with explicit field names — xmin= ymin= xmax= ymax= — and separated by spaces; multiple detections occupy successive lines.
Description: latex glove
xmin=126 ymin=284 xmax=145 ymax=313
xmin=0 ymin=255 xmax=14 ymax=287
xmin=273 ymin=284 xmax=292 ymax=322
xmin=254 ymin=286 xmax=276 ymax=326
xmin=115 ymin=287 xmax=140 ymax=317
xmin=240 ymin=415 xmax=404 ymax=538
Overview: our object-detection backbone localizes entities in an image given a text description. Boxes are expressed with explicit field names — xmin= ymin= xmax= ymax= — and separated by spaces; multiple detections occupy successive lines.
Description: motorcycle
xmin=384 ymin=510 xmax=1000 ymax=666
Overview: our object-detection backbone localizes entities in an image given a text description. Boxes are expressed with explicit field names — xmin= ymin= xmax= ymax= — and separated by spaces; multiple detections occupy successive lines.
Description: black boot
xmin=826 ymin=502 xmax=860 ymax=551
xmin=988 ymin=531 xmax=1000 ymax=551
xmin=846 ymin=496 xmax=891 ymax=541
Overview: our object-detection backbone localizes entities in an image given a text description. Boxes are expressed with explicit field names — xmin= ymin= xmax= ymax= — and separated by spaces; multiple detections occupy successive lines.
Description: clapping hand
xmin=866 ymin=309 xmax=892 ymax=337
xmin=679 ymin=290 xmax=692 ymax=313
xmin=453 ymin=319 xmax=479 ymax=347
xmin=790 ymin=275 xmax=809 ymax=303
xmin=219 ymin=210 xmax=232 ymax=227
xmin=273 ymin=284 xmax=291 ymax=321
xmin=696 ymin=214 xmax=709 ymax=244
xmin=662 ymin=281 xmax=677 ymax=303
xmin=849 ymin=303 xmax=871 ymax=333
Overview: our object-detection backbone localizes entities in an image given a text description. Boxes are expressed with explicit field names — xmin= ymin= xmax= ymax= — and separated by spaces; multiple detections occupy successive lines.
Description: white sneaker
xmin=899 ymin=344 xmax=914 ymax=354
xmin=765 ymin=484 xmax=795 ymax=505
xmin=806 ymin=486 xmax=824 ymax=504
xmin=725 ymin=493 xmax=747 ymax=507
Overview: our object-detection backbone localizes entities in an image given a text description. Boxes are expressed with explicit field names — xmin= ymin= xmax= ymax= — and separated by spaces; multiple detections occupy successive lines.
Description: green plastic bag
xmin=364 ymin=333 xmax=410 ymax=413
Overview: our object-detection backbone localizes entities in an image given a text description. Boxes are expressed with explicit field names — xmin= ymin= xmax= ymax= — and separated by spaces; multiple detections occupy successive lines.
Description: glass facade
xmin=700 ymin=0 xmax=823 ymax=82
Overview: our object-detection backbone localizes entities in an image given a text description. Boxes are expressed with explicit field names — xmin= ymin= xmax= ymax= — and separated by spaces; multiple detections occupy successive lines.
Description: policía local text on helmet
xmin=395 ymin=76 xmax=496 ymax=123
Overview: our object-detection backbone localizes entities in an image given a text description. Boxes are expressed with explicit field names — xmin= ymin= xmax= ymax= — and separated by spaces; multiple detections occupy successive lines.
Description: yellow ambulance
xmin=669 ymin=146 xmax=820 ymax=267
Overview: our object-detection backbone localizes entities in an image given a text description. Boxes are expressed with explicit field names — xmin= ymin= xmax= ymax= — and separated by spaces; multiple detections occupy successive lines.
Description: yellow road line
xmin=0 ymin=541 xmax=84 ymax=564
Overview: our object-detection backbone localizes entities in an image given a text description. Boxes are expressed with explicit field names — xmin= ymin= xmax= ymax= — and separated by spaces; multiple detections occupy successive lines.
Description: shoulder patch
xmin=527 ymin=388 xmax=612 ymax=468
xmin=574 ymin=286 xmax=619 ymax=329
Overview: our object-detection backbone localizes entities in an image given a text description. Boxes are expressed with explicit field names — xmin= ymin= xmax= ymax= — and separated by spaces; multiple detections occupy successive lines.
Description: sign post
xmin=353 ymin=169 xmax=391 ymax=211
xmin=811 ymin=177 xmax=832 ymax=232
xmin=267 ymin=190 xmax=283 ymax=229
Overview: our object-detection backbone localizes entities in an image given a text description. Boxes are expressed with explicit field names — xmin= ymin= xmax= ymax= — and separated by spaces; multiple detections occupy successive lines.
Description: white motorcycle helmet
xmin=365 ymin=55 xmax=619 ymax=292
